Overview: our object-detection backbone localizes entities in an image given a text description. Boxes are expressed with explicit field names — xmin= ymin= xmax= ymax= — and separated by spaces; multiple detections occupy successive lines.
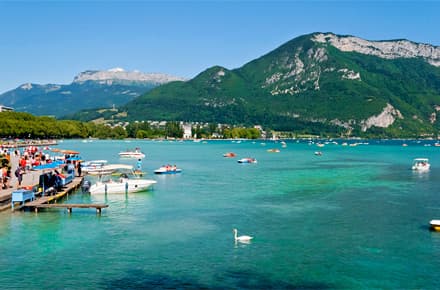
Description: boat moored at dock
xmin=87 ymin=164 xmax=156 ymax=194
xmin=82 ymin=160 xmax=108 ymax=174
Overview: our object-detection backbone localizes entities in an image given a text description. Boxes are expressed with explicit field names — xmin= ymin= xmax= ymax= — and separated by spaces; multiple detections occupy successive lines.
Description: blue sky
xmin=0 ymin=0 xmax=439 ymax=93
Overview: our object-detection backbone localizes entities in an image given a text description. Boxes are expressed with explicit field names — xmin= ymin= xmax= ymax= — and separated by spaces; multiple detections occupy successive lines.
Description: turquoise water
xmin=1 ymin=139 xmax=440 ymax=289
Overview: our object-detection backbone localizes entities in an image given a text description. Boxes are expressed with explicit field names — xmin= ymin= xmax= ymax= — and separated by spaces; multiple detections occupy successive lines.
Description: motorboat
xmin=430 ymin=220 xmax=440 ymax=231
xmin=154 ymin=165 xmax=182 ymax=174
xmin=82 ymin=160 xmax=108 ymax=174
xmin=267 ymin=148 xmax=280 ymax=153
xmin=118 ymin=148 xmax=145 ymax=159
xmin=84 ymin=163 xmax=120 ymax=176
xmin=87 ymin=164 xmax=156 ymax=194
xmin=412 ymin=158 xmax=430 ymax=172
xmin=237 ymin=158 xmax=257 ymax=164
xmin=223 ymin=152 xmax=236 ymax=157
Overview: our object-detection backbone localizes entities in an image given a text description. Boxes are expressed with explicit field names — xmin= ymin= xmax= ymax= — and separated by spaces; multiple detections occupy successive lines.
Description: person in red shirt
xmin=20 ymin=157 xmax=26 ymax=170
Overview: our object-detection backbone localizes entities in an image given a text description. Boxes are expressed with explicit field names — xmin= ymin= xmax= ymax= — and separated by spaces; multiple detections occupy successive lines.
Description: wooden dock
xmin=32 ymin=203 xmax=109 ymax=214
xmin=22 ymin=176 xmax=84 ymax=210
xmin=10 ymin=176 xmax=109 ymax=215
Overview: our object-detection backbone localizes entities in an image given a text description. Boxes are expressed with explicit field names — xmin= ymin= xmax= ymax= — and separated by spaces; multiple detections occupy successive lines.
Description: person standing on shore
xmin=1 ymin=166 xmax=7 ymax=189
xmin=3 ymin=168 xmax=11 ymax=189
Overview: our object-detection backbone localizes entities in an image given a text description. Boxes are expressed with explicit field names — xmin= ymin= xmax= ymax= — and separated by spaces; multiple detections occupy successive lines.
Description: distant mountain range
xmin=5 ymin=32 xmax=440 ymax=138
xmin=70 ymin=32 xmax=440 ymax=137
xmin=0 ymin=68 xmax=185 ymax=117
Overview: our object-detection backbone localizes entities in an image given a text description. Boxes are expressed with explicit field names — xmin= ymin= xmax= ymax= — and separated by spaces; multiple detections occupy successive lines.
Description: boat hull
xmin=89 ymin=179 xmax=157 ymax=194
xmin=237 ymin=158 xmax=257 ymax=163
xmin=154 ymin=169 xmax=182 ymax=174
xmin=119 ymin=154 xmax=145 ymax=159
xmin=430 ymin=220 xmax=440 ymax=231
xmin=412 ymin=165 xmax=430 ymax=171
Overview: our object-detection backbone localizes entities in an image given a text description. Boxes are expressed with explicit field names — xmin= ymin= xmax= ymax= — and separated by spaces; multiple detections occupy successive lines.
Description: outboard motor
xmin=81 ymin=180 xmax=91 ymax=193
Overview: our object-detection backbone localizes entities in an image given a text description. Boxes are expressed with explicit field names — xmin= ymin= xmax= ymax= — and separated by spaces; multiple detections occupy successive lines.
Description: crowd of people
xmin=1 ymin=148 xmax=12 ymax=190
xmin=0 ymin=145 xmax=82 ymax=191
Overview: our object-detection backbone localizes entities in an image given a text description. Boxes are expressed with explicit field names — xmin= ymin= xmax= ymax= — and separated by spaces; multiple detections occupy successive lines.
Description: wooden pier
xmin=32 ymin=203 xmax=109 ymax=214
xmin=21 ymin=176 xmax=84 ymax=210
xmin=0 ymin=148 xmax=109 ymax=215
xmin=2 ymin=176 xmax=110 ymax=215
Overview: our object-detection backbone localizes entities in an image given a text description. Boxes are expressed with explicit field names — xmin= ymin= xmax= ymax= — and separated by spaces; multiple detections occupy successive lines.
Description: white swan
xmin=233 ymin=228 xmax=253 ymax=242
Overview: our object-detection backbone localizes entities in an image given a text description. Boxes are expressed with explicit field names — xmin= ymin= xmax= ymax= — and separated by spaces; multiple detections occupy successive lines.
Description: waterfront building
xmin=0 ymin=105 xmax=13 ymax=112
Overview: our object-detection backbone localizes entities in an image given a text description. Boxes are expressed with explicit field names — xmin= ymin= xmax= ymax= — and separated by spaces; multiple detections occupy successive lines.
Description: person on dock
xmin=15 ymin=166 xmax=24 ymax=188
xmin=76 ymin=161 xmax=82 ymax=177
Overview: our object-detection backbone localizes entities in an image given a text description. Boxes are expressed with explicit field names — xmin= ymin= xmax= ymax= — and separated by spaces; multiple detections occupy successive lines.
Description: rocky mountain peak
xmin=20 ymin=83 xmax=33 ymax=90
xmin=313 ymin=33 xmax=440 ymax=66
xmin=73 ymin=68 xmax=187 ymax=84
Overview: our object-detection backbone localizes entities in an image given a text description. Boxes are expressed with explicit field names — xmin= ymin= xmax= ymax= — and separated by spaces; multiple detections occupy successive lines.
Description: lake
xmin=1 ymin=139 xmax=440 ymax=289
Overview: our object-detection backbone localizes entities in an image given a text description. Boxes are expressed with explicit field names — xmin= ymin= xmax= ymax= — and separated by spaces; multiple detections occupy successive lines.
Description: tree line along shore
xmin=0 ymin=111 xmax=263 ymax=140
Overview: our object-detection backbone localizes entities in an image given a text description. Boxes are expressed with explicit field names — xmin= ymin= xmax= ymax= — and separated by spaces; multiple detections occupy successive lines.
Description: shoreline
xmin=0 ymin=139 xmax=58 ymax=148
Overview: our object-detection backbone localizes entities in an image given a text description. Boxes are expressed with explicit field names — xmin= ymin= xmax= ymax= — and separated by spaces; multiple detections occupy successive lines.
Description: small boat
xmin=223 ymin=152 xmax=236 ymax=158
xmin=267 ymin=148 xmax=280 ymax=153
xmin=85 ymin=163 xmax=122 ymax=176
xmin=82 ymin=160 xmax=108 ymax=174
xmin=314 ymin=151 xmax=323 ymax=156
xmin=412 ymin=158 xmax=430 ymax=172
xmin=237 ymin=158 xmax=257 ymax=164
xmin=119 ymin=148 xmax=145 ymax=159
xmin=87 ymin=164 xmax=156 ymax=194
xmin=154 ymin=165 xmax=182 ymax=174
xmin=430 ymin=220 xmax=440 ymax=231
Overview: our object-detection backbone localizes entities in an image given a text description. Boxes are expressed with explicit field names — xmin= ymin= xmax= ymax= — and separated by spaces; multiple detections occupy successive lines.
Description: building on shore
xmin=182 ymin=124 xmax=192 ymax=139
xmin=0 ymin=105 xmax=13 ymax=112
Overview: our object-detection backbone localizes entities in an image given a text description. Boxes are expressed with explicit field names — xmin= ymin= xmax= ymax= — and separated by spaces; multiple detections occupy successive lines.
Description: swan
xmin=233 ymin=228 xmax=253 ymax=242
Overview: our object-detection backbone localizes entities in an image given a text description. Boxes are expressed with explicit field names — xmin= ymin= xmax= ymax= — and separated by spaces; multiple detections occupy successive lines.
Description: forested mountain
xmin=0 ymin=68 xmax=185 ymax=118
xmin=55 ymin=33 xmax=440 ymax=137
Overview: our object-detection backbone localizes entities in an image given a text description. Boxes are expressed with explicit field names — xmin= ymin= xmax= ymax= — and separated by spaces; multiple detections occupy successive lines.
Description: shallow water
xmin=1 ymin=139 xmax=440 ymax=289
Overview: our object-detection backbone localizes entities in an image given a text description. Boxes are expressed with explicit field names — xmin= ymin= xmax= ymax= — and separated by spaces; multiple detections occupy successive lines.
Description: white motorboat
xmin=237 ymin=158 xmax=257 ymax=164
xmin=118 ymin=148 xmax=145 ymax=159
xmin=85 ymin=165 xmax=118 ymax=176
xmin=88 ymin=164 xmax=156 ymax=194
xmin=82 ymin=160 xmax=108 ymax=174
xmin=154 ymin=166 xmax=182 ymax=174
xmin=412 ymin=158 xmax=430 ymax=172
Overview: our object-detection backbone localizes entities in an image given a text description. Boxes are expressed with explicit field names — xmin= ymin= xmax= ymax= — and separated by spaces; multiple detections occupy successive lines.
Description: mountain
xmin=0 ymin=68 xmax=185 ymax=117
xmin=72 ymin=33 xmax=440 ymax=137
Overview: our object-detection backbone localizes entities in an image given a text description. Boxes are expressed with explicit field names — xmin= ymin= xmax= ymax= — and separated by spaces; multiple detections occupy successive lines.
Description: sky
xmin=0 ymin=0 xmax=439 ymax=94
